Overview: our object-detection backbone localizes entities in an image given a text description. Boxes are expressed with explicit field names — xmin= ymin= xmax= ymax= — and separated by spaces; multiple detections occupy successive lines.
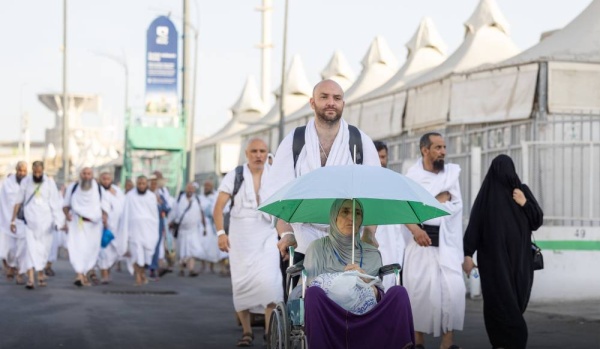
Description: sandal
xmin=6 ymin=268 xmax=15 ymax=281
xmin=38 ymin=278 xmax=47 ymax=287
xmin=15 ymin=274 xmax=25 ymax=285
xmin=25 ymin=281 xmax=35 ymax=290
xmin=236 ymin=332 xmax=254 ymax=347
xmin=188 ymin=271 xmax=200 ymax=277
xmin=74 ymin=279 xmax=83 ymax=287
xmin=88 ymin=273 xmax=100 ymax=286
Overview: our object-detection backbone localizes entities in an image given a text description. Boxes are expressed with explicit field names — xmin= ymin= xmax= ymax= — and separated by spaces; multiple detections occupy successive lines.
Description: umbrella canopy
xmin=259 ymin=165 xmax=449 ymax=225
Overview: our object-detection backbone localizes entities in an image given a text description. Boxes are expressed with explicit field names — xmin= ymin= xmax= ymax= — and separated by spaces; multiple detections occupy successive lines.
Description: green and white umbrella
xmin=259 ymin=164 xmax=449 ymax=226
xmin=259 ymin=165 xmax=449 ymax=264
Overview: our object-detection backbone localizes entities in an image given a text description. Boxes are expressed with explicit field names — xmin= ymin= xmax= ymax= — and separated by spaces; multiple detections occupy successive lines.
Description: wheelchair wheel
xmin=268 ymin=302 xmax=290 ymax=349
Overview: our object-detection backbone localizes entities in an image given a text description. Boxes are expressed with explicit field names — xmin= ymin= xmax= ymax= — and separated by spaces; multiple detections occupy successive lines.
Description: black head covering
xmin=463 ymin=154 xmax=543 ymax=342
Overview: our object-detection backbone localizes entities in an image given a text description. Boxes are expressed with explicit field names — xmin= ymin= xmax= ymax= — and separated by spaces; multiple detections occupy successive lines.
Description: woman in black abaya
xmin=462 ymin=154 xmax=543 ymax=349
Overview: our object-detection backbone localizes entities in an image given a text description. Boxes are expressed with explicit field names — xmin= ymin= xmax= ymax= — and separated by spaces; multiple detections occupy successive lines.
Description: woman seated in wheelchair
xmin=303 ymin=199 xmax=415 ymax=349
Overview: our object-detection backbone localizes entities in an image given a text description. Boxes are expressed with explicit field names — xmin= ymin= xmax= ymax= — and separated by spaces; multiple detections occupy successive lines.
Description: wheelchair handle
xmin=288 ymin=246 xmax=295 ymax=268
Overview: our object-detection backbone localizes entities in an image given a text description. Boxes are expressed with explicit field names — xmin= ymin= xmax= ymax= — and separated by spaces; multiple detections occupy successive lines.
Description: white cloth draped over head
xmin=97 ymin=184 xmax=126 ymax=269
xmin=263 ymin=118 xmax=381 ymax=254
xmin=170 ymin=194 xmax=204 ymax=261
xmin=401 ymin=158 xmax=465 ymax=336
xmin=15 ymin=175 xmax=64 ymax=272
xmin=63 ymin=180 xmax=109 ymax=274
xmin=119 ymin=189 xmax=159 ymax=273
xmin=218 ymin=163 xmax=282 ymax=312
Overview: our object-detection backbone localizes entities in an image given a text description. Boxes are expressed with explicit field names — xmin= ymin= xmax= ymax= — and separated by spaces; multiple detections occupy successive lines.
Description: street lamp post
xmin=181 ymin=0 xmax=200 ymax=183
xmin=62 ymin=0 xmax=69 ymax=185
xmin=278 ymin=0 xmax=289 ymax=145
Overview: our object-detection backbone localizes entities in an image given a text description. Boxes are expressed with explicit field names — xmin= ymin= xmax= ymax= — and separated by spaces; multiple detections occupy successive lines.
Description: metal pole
xmin=183 ymin=0 xmax=193 ymax=183
xmin=258 ymin=0 xmax=273 ymax=105
xmin=188 ymin=1 xmax=200 ymax=184
xmin=277 ymin=0 xmax=289 ymax=145
xmin=62 ymin=0 xmax=69 ymax=185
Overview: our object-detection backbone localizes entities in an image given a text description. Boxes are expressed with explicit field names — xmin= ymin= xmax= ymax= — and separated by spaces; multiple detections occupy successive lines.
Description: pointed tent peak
xmin=464 ymin=0 xmax=510 ymax=36
xmin=230 ymin=75 xmax=267 ymax=115
xmin=406 ymin=17 xmax=448 ymax=58
xmin=361 ymin=36 xmax=399 ymax=69
xmin=274 ymin=54 xmax=313 ymax=98
xmin=321 ymin=50 xmax=355 ymax=82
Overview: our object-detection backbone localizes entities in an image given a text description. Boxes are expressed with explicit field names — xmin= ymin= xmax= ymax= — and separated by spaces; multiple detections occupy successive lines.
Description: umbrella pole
xmin=352 ymin=145 xmax=357 ymax=265
xmin=352 ymin=198 xmax=355 ymax=265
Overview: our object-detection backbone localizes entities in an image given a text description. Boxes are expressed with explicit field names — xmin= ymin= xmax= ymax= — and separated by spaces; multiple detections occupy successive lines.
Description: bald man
xmin=264 ymin=79 xmax=381 ymax=268
xmin=0 ymin=161 xmax=28 ymax=284
xmin=214 ymin=138 xmax=283 ymax=346
xmin=63 ymin=167 xmax=109 ymax=286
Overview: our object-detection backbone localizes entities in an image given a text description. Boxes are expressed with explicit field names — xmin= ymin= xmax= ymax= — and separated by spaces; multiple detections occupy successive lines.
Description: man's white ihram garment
xmin=171 ymin=194 xmax=204 ymax=261
xmin=218 ymin=163 xmax=282 ymax=312
xmin=64 ymin=181 xmax=110 ymax=274
xmin=15 ymin=175 xmax=64 ymax=274
xmin=376 ymin=224 xmax=412 ymax=290
xmin=97 ymin=185 xmax=126 ymax=270
xmin=120 ymin=189 xmax=159 ymax=274
xmin=0 ymin=174 xmax=26 ymax=268
xmin=401 ymin=158 xmax=465 ymax=337
xmin=263 ymin=119 xmax=380 ymax=254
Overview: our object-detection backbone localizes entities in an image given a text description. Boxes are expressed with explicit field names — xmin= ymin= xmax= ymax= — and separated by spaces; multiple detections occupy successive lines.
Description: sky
xmin=0 ymin=0 xmax=593 ymax=144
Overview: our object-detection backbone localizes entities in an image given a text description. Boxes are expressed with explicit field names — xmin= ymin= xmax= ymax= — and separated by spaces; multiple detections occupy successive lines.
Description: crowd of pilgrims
xmin=0 ymin=162 xmax=228 ymax=289
xmin=0 ymin=80 xmax=544 ymax=349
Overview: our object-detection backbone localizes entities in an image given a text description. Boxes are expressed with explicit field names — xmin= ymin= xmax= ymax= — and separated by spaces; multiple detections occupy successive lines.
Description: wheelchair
xmin=267 ymin=247 xmax=401 ymax=349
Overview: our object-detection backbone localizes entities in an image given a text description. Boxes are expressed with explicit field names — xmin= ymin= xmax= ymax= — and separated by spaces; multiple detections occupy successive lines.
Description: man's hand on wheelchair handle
xmin=277 ymin=234 xmax=297 ymax=261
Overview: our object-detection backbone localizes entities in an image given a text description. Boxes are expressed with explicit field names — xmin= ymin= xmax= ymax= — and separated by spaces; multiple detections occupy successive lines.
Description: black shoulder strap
xmin=230 ymin=165 xmax=245 ymax=209
xmin=195 ymin=194 xmax=201 ymax=206
xmin=348 ymin=125 xmax=363 ymax=165
xmin=73 ymin=182 xmax=102 ymax=198
xmin=292 ymin=126 xmax=306 ymax=170
xmin=177 ymin=191 xmax=185 ymax=203
xmin=292 ymin=124 xmax=363 ymax=167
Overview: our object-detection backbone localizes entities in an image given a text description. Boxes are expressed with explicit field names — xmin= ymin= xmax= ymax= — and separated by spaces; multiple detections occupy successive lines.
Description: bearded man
xmin=11 ymin=161 xmax=63 ymax=289
xmin=63 ymin=167 xmax=109 ymax=286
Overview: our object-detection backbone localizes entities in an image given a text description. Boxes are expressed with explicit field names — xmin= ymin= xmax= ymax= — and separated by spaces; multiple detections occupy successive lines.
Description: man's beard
xmin=32 ymin=175 xmax=44 ymax=183
xmin=433 ymin=159 xmax=445 ymax=171
xmin=80 ymin=179 xmax=93 ymax=191
xmin=315 ymin=108 xmax=342 ymax=125
xmin=137 ymin=188 xmax=148 ymax=195
xmin=101 ymin=183 xmax=112 ymax=190
xmin=16 ymin=175 xmax=25 ymax=184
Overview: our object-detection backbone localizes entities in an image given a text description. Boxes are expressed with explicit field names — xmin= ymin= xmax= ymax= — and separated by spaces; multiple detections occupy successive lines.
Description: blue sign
xmin=145 ymin=16 xmax=178 ymax=117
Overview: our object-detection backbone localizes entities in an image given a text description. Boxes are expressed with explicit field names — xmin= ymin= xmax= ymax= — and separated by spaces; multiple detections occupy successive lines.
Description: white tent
xmin=351 ymin=17 xmax=448 ymax=140
xmin=403 ymin=0 xmax=519 ymax=130
xmin=195 ymin=76 xmax=266 ymax=175
xmin=240 ymin=54 xmax=312 ymax=152
xmin=450 ymin=0 xmax=600 ymax=123
xmin=345 ymin=36 xmax=399 ymax=102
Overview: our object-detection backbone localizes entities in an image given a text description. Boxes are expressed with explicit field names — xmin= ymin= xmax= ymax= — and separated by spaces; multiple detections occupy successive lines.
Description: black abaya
xmin=464 ymin=155 xmax=543 ymax=349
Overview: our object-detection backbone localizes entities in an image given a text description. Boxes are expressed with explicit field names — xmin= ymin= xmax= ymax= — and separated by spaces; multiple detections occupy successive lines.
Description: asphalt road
xmin=0 ymin=258 xmax=598 ymax=349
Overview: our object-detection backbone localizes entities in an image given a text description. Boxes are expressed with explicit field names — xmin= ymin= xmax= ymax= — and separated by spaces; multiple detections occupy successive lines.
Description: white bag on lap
xmin=310 ymin=271 xmax=379 ymax=315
